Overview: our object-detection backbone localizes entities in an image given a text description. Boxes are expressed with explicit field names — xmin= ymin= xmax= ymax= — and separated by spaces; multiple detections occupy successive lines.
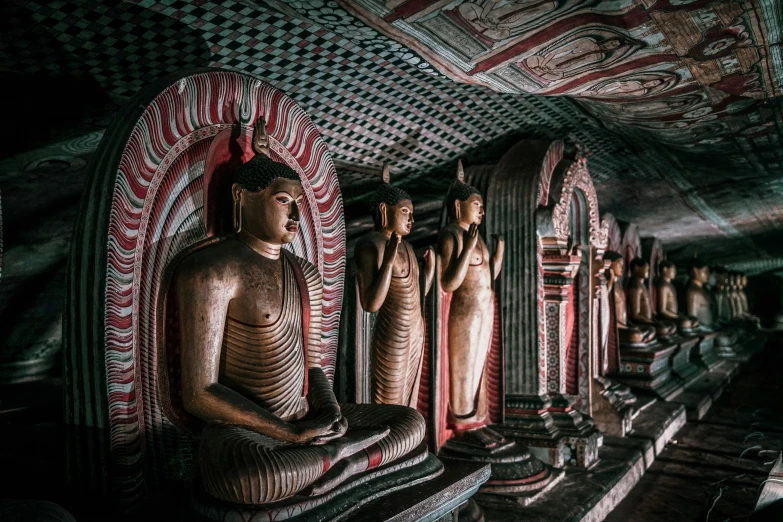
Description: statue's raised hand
xmin=383 ymin=232 xmax=401 ymax=266
xmin=491 ymin=234 xmax=505 ymax=257
xmin=464 ymin=224 xmax=479 ymax=253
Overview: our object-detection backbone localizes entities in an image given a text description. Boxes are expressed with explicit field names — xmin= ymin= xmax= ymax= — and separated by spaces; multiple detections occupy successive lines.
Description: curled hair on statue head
xmin=659 ymin=259 xmax=676 ymax=271
xmin=630 ymin=257 xmax=648 ymax=270
xmin=368 ymin=163 xmax=411 ymax=227
xmin=234 ymin=115 xmax=301 ymax=192
xmin=234 ymin=153 xmax=300 ymax=192
xmin=604 ymin=250 xmax=623 ymax=262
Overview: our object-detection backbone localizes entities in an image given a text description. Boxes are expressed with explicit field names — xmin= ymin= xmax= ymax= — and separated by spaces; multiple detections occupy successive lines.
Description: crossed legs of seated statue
xmin=172 ymin=120 xmax=424 ymax=505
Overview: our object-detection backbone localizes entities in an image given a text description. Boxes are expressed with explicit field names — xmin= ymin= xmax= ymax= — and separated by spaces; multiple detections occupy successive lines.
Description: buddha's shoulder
xmin=354 ymin=231 xmax=387 ymax=253
xmin=171 ymin=237 xmax=254 ymax=280
xmin=438 ymin=224 xmax=462 ymax=243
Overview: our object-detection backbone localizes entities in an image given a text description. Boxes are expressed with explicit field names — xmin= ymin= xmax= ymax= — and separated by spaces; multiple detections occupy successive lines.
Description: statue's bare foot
xmin=325 ymin=427 xmax=389 ymax=463
xmin=305 ymin=453 xmax=370 ymax=496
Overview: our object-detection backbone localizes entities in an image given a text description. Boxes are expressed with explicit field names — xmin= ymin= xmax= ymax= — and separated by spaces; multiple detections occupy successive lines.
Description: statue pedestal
xmin=499 ymin=395 xmax=602 ymax=468
xmin=192 ymin=444 xmax=482 ymax=522
xmin=670 ymin=336 xmax=705 ymax=387
xmin=610 ymin=341 xmax=685 ymax=401
xmin=692 ymin=332 xmax=722 ymax=371
xmin=591 ymin=377 xmax=635 ymax=437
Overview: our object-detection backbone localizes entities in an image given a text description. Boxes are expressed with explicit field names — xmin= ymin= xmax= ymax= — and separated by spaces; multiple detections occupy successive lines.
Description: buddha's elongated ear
xmin=379 ymin=202 xmax=388 ymax=229
xmin=453 ymin=199 xmax=460 ymax=221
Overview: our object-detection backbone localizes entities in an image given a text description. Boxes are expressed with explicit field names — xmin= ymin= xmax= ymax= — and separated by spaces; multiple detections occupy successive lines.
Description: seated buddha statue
xmin=604 ymin=251 xmax=656 ymax=345
xmin=354 ymin=165 xmax=434 ymax=407
xmin=172 ymin=120 xmax=425 ymax=505
xmin=627 ymin=258 xmax=677 ymax=339
xmin=712 ymin=268 xmax=734 ymax=324
xmin=655 ymin=260 xmax=699 ymax=334
xmin=686 ymin=260 xmax=738 ymax=351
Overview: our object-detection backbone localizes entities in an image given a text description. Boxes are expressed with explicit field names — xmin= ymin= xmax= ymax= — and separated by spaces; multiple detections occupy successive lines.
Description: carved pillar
xmin=466 ymin=140 xmax=602 ymax=468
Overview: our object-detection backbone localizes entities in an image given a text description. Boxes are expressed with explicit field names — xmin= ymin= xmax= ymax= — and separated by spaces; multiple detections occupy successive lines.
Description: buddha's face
xmin=633 ymin=262 xmax=650 ymax=280
xmin=662 ymin=265 xmax=676 ymax=280
xmin=741 ymin=275 xmax=748 ymax=287
xmin=610 ymin=258 xmax=624 ymax=278
xmin=380 ymin=199 xmax=414 ymax=237
xmin=456 ymin=194 xmax=484 ymax=226
xmin=234 ymin=178 xmax=303 ymax=244
xmin=691 ymin=266 xmax=709 ymax=284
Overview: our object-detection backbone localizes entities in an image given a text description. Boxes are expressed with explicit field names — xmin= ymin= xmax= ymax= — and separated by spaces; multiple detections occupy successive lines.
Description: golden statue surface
xmin=170 ymin=120 xmax=425 ymax=505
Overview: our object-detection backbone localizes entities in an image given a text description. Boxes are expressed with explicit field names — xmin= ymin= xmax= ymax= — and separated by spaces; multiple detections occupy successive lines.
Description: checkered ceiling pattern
xmin=1 ymin=0 xmax=782 ymax=269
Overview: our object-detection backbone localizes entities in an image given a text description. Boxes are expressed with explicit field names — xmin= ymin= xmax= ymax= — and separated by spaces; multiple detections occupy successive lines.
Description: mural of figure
xmin=525 ymin=37 xmax=625 ymax=82
xmin=456 ymin=0 xmax=558 ymax=43
xmin=355 ymin=165 xmax=435 ymax=407
xmin=579 ymin=75 xmax=674 ymax=99
xmin=438 ymin=161 xmax=504 ymax=435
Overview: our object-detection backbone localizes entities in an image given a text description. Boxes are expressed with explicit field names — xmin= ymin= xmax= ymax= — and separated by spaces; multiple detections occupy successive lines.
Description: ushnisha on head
xmin=369 ymin=163 xmax=414 ymax=237
xmin=446 ymin=160 xmax=484 ymax=226
xmin=231 ymin=117 xmax=303 ymax=245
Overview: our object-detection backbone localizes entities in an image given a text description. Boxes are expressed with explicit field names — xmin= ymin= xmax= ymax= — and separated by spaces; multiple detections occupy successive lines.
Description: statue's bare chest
xmin=228 ymin=261 xmax=284 ymax=326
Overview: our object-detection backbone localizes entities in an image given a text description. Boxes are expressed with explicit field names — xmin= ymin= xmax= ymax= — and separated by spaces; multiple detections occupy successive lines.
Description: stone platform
xmin=611 ymin=341 xmax=684 ymax=400
xmin=670 ymin=358 xmax=740 ymax=420
xmin=345 ymin=458 xmax=490 ymax=522
xmin=478 ymin=396 xmax=685 ymax=521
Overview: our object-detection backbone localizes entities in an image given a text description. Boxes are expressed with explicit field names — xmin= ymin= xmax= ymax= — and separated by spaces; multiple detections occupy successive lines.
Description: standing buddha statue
xmin=354 ymin=164 xmax=435 ymax=407
xmin=437 ymin=161 xmax=504 ymax=439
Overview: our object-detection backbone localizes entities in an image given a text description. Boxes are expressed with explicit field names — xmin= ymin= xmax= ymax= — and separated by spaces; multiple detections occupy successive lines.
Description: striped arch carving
xmin=620 ymin=222 xmax=642 ymax=276
xmin=601 ymin=213 xmax=622 ymax=253
xmin=65 ymin=70 xmax=345 ymax=505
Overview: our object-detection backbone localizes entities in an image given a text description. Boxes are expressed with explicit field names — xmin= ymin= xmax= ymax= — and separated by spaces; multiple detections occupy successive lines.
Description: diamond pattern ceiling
xmin=1 ymin=0 xmax=782 ymax=271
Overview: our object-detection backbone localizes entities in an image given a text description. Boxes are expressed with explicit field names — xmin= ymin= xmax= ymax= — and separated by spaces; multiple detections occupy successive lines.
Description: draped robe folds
xmin=371 ymin=243 xmax=426 ymax=408
xmin=197 ymin=251 xmax=425 ymax=505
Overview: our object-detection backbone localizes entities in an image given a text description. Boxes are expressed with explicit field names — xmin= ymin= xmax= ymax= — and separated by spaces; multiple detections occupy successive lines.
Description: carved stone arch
xmin=544 ymin=155 xmax=604 ymax=252
xmin=64 ymin=70 xmax=344 ymax=506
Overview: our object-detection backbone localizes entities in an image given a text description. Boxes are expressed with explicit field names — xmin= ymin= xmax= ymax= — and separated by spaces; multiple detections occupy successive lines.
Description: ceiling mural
xmin=336 ymin=0 xmax=782 ymax=151
xmin=1 ymin=0 xmax=782 ymax=271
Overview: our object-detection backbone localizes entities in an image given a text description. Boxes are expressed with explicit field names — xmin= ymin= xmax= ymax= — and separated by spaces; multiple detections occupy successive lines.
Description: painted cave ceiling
xmin=1 ymin=0 xmax=782 ymax=273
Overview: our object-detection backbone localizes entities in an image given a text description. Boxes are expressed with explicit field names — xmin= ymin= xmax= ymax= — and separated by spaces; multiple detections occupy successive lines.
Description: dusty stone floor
xmin=605 ymin=335 xmax=783 ymax=522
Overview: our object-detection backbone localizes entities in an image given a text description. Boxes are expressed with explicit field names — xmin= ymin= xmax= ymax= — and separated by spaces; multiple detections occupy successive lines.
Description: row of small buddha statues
xmin=170 ymin=120 xmax=511 ymax=506
xmin=168 ymin=118 xmax=758 ymax=509
xmin=607 ymin=252 xmax=757 ymax=349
